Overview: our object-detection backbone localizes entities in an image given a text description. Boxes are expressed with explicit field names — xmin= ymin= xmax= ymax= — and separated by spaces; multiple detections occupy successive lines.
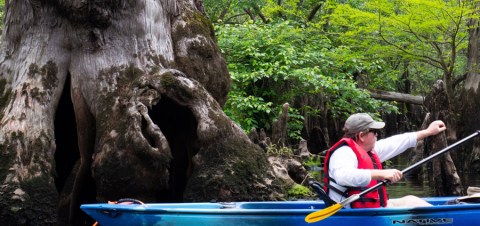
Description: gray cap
xmin=344 ymin=113 xmax=385 ymax=135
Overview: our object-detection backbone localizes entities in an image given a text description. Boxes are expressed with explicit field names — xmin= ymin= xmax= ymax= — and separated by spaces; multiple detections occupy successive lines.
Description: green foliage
xmin=287 ymin=184 xmax=315 ymax=199
xmin=266 ymin=144 xmax=293 ymax=156
xmin=218 ymin=21 xmax=396 ymax=133
xmin=286 ymin=108 xmax=304 ymax=142
xmin=303 ymin=156 xmax=322 ymax=180
xmin=262 ymin=0 xmax=323 ymax=22
xmin=204 ymin=0 xmax=327 ymax=24
xmin=224 ymin=91 xmax=273 ymax=131
xmin=209 ymin=0 xmax=473 ymax=144
xmin=303 ymin=156 xmax=321 ymax=168
xmin=327 ymin=0 xmax=475 ymax=94
xmin=204 ymin=0 xmax=268 ymax=23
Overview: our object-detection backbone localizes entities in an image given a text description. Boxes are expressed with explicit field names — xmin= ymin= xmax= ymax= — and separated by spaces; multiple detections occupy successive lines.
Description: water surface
xmin=387 ymin=154 xmax=480 ymax=198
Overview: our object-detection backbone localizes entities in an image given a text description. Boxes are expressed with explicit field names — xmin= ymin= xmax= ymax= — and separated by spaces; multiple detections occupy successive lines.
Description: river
xmin=387 ymin=154 xmax=480 ymax=198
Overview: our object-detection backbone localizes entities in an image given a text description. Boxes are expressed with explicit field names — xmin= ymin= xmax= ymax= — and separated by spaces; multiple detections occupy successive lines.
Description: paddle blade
xmin=305 ymin=203 xmax=342 ymax=223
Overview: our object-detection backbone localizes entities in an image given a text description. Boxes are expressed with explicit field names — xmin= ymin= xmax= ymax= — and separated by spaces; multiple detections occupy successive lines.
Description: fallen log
xmin=369 ymin=90 xmax=424 ymax=105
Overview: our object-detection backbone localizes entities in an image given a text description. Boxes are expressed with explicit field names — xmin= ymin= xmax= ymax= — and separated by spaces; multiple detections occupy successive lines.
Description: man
xmin=323 ymin=113 xmax=446 ymax=208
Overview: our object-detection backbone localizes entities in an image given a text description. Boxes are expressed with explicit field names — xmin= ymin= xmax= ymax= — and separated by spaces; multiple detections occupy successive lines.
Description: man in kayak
xmin=323 ymin=113 xmax=446 ymax=208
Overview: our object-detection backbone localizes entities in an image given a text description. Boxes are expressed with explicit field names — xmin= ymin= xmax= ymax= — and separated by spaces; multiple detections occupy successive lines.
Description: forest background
xmin=203 ymin=0 xmax=480 ymax=196
xmin=206 ymin=0 xmax=467 ymax=141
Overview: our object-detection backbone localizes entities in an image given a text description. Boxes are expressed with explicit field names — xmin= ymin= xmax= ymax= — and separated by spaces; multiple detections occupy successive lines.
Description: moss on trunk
xmin=184 ymin=131 xmax=286 ymax=202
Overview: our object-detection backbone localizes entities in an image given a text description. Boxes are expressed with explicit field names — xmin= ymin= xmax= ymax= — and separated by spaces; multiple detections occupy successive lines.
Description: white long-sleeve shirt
xmin=327 ymin=132 xmax=417 ymax=206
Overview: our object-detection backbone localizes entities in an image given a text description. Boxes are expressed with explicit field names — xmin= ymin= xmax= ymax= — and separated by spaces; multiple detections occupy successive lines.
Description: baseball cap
xmin=343 ymin=113 xmax=385 ymax=135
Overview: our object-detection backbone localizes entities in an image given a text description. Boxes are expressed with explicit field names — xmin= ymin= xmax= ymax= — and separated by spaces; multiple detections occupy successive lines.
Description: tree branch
xmin=307 ymin=3 xmax=323 ymax=21
xmin=244 ymin=8 xmax=256 ymax=21
xmin=369 ymin=90 xmax=424 ymax=105
xmin=451 ymin=72 xmax=468 ymax=90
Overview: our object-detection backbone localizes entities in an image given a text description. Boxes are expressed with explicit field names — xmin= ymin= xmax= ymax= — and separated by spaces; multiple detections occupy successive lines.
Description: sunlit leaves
xmin=208 ymin=0 xmax=472 ymax=140
xmin=204 ymin=0 xmax=268 ymax=23
xmin=224 ymin=90 xmax=274 ymax=131
xmin=217 ymin=21 xmax=396 ymax=133
xmin=328 ymin=0 xmax=474 ymax=94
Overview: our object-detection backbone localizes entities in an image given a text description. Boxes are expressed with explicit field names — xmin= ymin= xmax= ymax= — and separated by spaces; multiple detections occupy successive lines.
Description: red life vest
xmin=323 ymin=138 xmax=388 ymax=208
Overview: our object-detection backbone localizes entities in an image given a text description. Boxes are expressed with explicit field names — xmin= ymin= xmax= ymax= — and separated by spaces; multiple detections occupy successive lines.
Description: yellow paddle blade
xmin=305 ymin=203 xmax=342 ymax=223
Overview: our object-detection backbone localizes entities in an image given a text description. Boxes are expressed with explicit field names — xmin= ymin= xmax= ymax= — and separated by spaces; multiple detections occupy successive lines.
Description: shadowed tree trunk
xmin=0 ymin=1 xmax=286 ymax=225
xmin=410 ymin=80 xmax=463 ymax=196
xmin=459 ymin=9 xmax=480 ymax=173
xmin=299 ymin=93 xmax=331 ymax=154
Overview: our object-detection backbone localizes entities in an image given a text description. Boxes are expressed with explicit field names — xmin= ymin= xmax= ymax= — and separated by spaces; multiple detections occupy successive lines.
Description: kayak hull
xmin=80 ymin=197 xmax=480 ymax=225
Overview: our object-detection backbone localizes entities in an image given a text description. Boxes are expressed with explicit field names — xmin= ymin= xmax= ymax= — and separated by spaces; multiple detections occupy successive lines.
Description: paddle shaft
xmin=358 ymin=130 xmax=480 ymax=198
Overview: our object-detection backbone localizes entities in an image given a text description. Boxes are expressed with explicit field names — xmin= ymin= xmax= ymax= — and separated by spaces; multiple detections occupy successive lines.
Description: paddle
xmin=305 ymin=130 xmax=480 ymax=223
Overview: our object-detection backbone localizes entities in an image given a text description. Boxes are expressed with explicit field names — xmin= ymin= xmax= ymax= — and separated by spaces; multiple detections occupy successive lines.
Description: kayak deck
xmin=81 ymin=197 xmax=480 ymax=226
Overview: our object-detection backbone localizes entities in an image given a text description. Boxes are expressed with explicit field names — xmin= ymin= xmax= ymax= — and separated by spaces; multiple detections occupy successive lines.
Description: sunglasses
xmin=367 ymin=129 xmax=380 ymax=136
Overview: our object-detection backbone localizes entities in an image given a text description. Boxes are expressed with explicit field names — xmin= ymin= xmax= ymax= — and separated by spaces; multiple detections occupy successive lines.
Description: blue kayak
xmin=80 ymin=197 xmax=480 ymax=225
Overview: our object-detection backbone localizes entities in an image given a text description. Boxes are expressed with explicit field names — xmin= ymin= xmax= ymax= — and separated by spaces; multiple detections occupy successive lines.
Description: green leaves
xmin=287 ymin=184 xmax=315 ymax=200
xmin=328 ymin=0 xmax=473 ymax=93
xmin=209 ymin=0 xmax=470 ymax=141
xmin=224 ymin=91 xmax=274 ymax=131
xmin=218 ymin=20 xmax=395 ymax=133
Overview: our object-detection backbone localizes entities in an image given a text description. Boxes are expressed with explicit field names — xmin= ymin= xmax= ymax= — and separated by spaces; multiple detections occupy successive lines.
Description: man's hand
xmin=371 ymin=169 xmax=403 ymax=183
xmin=416 ymin=120 xmax=446 ymax=141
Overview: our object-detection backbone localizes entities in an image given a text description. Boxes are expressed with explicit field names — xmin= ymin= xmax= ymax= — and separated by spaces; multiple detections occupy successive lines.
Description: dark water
xmin=387 ymin=154 xmax=480 ymax=198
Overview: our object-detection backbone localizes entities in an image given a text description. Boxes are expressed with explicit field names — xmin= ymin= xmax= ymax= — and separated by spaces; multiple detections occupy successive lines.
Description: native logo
xmin=392 ymin=218 xmax=453 ymax=225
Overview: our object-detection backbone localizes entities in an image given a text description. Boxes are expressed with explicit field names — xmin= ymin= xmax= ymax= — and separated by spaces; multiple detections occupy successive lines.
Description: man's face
xmin=358 ymin=129 xmax=378 ymax=151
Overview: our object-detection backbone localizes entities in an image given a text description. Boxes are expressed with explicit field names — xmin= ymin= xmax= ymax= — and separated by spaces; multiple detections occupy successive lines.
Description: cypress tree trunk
xmin=459 ymin=10 xmax=480 ymax=173
xmin=0 ymin=1 xmax=285 ymax=225
xmin=422 ymin=81 xmax=463 ymax=196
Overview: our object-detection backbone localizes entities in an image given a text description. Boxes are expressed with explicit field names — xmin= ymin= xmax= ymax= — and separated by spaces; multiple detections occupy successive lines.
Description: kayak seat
xmin=445 ymin=193 xmax=480 ymax=205
xmin=307 ymin=178 xmax=336 ymax=207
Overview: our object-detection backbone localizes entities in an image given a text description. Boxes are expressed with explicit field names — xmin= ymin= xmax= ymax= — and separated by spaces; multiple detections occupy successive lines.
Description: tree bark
xmin=272 ymin=103 xmax=289 ymax=147
xmin=0 ymin=1 xmax=285 ymax=225
xmin=419 ymin=80 xmax=463 ymax=196
xmin=297 ymin=93 xmax=331 ymax=154
xmin=369 ymin=90 xmax=424 ymax=105
xmin=459 ymin=8 xmax=480 ymax=173
xmin=307 ymin=3 xmax=324 ymax=22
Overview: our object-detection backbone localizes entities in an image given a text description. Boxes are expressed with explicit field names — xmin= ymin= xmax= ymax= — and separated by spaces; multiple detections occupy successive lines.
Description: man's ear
xmin=357 ymin=131 xmax=366 ymax=142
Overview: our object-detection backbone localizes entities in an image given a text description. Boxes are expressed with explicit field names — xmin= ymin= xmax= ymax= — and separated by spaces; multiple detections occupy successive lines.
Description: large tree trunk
xmin=459 ymin=11 xmax=480 ymax=173
xmin=297 ymin=93 xmax=331 ymax=154
xmin=412 ymin=80 xmax=463 ymax=196
xmin=0 ymin=1 xmax=285 ymax=225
